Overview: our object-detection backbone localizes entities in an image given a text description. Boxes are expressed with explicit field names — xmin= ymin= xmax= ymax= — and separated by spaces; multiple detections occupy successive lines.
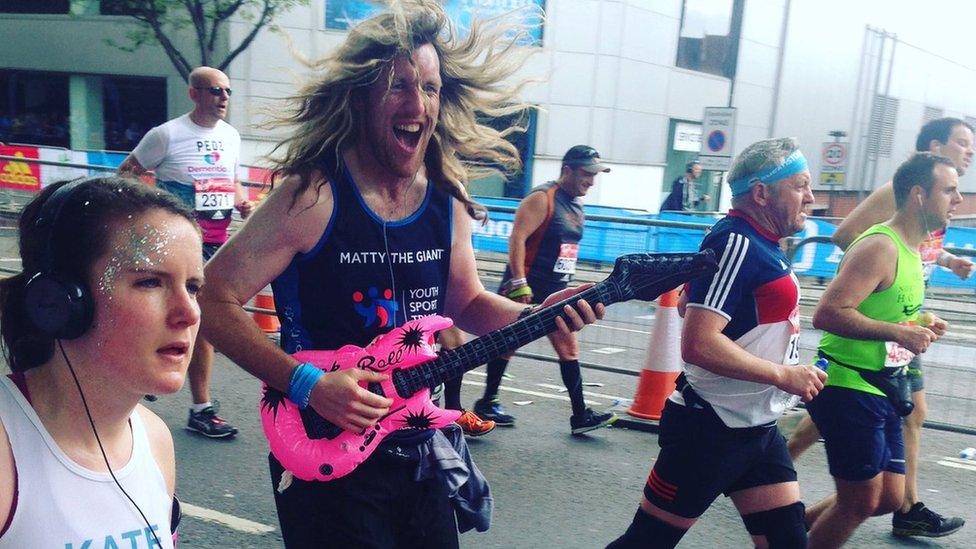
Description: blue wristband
xmin=288 ymin=362 xmax=325 ymax=409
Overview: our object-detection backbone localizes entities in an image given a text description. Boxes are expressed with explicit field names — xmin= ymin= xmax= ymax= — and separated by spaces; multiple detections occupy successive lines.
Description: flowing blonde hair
xmin=266 ymin=0 xmax=539 ymax=218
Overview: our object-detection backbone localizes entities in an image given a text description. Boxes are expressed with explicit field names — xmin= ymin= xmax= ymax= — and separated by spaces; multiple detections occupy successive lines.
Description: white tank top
xmin=0 ymin=376 xmax=174 ymax=548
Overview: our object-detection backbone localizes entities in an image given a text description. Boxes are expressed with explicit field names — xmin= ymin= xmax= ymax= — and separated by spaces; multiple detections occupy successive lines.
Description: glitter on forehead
xmin=97 ymin=222 xmax=175 ymax=298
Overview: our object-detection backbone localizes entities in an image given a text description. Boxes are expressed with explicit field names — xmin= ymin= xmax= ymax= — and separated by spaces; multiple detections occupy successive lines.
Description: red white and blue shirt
xmin=673 ymin=209 xmax=802 ymax=427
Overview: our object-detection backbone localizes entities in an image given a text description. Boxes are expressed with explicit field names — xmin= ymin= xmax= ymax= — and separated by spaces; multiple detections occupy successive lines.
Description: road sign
xmin=698 ymin=155 xmax=731 ymax=171
xmin=820 ymin=172 xmax=846 ymax=186
xmin=673 ymin=122 xmax=702 ymax=152
xmin=699 ymin=107 xmax=736 ymax=170
xmin=821 ymin=142 xmax=848 ymax=174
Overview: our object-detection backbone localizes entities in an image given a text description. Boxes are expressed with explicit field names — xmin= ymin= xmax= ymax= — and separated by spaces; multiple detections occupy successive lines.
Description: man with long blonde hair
xmin=201 ymin=2 xmax=604 ymax=546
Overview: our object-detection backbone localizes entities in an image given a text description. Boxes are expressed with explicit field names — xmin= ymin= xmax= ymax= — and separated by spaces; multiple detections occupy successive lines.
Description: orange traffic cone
xmin=628 ymin=288 xmax=683 ymax=420
xmin=253 ymin=287 xmax=280 ymax=333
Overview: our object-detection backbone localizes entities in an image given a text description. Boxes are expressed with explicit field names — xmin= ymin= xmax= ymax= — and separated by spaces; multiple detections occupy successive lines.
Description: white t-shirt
xmin=0 ymin=376 xmax=174 ymax=548
xmin=132 ymin=113 xmax=241 ymax=243
xmin=132 ymin=113 xmax=240 ymax=187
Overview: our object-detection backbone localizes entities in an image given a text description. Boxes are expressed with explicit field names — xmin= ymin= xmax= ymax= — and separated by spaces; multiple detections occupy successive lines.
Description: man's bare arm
xmin=200 ymin=175 xmax=391 ymax=431
xmin=117 ymin=154 xmax=149 ymax=178
xmin=507 ymin=191 xmax=548 ymax=280
xmin=813 ymin=234 xmax=936 ymax=354
xmin=832 ymin=182 xmax=894 ymax=250
xmin=682 ymin=307 xmax=825 ymax=401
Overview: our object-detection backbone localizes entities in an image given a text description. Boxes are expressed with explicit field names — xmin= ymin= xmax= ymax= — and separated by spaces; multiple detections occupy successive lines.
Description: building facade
xmin=3 ymin=0 xmax=976 ymax=213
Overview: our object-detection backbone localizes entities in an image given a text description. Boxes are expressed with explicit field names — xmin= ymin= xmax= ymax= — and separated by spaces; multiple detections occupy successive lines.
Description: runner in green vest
xmin=787 ymin=118 xmax=971 ymax=538
xmin=804 ymin=153 xmax=959 ymax=548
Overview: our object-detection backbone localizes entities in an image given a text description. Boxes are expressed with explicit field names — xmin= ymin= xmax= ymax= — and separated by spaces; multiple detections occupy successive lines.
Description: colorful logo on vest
xmin=204 ymin=151 xmax=221 ymax=165
xmin=352 ymin=287 xmax=398 ymax=328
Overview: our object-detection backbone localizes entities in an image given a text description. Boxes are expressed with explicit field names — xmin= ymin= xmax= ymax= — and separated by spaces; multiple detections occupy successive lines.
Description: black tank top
xmin=502 ymin=181 xmax=584 ymax=295
xmin=272 ymin=164 xmax=453 ymax=354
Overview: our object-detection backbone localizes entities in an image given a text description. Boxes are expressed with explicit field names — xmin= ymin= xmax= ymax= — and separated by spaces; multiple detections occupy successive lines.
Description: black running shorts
xmin=643 ymin=399 xmax=797 ymax=519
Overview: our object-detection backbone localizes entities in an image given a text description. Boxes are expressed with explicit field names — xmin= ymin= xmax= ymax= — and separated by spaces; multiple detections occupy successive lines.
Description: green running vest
xmin=818 ymin=224 xmax=924 ymax=395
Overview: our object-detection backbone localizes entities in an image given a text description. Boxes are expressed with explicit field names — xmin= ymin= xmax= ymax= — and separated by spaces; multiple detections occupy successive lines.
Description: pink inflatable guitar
xmin=260 ymin=251 xmax=718 ymax=481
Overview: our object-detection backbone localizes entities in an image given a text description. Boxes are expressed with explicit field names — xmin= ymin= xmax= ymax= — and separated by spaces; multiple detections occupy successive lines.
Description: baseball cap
xmin=562 ymin=145 xmax=610 ymax=173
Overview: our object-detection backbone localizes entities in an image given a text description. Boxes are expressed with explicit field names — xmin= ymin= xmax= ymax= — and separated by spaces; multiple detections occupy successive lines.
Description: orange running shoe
xmin=455 ymin=409 xmax=496 ymax=437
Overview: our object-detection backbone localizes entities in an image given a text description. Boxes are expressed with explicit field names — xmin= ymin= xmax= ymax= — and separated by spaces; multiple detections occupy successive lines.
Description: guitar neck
xmin=392 ymin=281 xmax=621 ymax=397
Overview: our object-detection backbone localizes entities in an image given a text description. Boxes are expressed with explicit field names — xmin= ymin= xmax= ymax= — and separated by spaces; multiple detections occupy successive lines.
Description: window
xmin=100 ymin=0 xmax=137 ymax=16
xmin=0 ymin=70 xmax=70 ymax=148
xmin=103 ymin=76 xmax=167 ymax=151
xmin=0 ymin=0 xmax=69 ymax=13
xmin=868 ymin=95 xmax=899 ymax=159
xmin=675 ymin=0 xmax=744 ymax=79
xmin=923 ymin=105 xmax=945 ymax=124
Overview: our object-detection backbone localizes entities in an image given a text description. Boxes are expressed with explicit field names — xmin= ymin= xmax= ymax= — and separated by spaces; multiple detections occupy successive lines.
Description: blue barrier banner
xmin=324 ymin=0 xmax=545 ymax=44
xmin=790 ymin=218 xmax=841 ymax=279
xmin=86 ymin=151 xmax=126 ymax=173
xmin=471 ymin=198 xmax=711 ymax=263
xmin=925 ymin=226 xmax=976 ymax=289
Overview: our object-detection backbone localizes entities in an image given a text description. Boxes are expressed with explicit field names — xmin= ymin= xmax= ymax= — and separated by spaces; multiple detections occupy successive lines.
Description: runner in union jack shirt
xmin=609 ymin=137 xmax=826 ymax=549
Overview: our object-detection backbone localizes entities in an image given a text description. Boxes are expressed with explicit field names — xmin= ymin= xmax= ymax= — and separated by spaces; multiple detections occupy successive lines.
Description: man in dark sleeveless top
xmin=199 ymin=3 xmax=604 ymax=547
xmin=473 ymin=145 xmax=618 ymax=435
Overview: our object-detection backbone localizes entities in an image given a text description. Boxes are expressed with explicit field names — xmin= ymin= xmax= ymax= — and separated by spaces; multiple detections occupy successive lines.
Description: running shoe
xmin=455 ymin=409 xmax=496 ymax=437
xmin=473 ymin=398 xmax=516 ymax=426
xmin=892 ymin=502 xmax=965 ymax=538
xmin=186 ymin=402 xmax=238 ymax=438
xmin=570 ymin=408 xmax=618 ymax=435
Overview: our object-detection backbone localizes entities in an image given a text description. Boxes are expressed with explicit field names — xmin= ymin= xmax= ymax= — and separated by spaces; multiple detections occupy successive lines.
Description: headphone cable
xmin=57 ymin=340 xmax=164 ymax=548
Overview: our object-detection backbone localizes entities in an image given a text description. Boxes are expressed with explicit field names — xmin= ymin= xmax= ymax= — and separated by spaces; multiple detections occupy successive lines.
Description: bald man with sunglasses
xmin=119 ymin=66 xmax=253 ymax=439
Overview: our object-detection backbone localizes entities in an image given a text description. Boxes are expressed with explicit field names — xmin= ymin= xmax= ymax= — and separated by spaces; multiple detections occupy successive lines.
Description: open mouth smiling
xmin=393 ymin=123 xmax=422 ymax=149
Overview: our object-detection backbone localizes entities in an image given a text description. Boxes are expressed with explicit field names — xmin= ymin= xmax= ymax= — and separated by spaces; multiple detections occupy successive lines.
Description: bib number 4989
xmin=553 ymin=243 xmax=579 ymax=275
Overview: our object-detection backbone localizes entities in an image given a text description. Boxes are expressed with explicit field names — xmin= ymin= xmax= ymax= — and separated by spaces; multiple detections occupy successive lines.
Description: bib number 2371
xmin=194 ymin=178 xmax=235 ymax=220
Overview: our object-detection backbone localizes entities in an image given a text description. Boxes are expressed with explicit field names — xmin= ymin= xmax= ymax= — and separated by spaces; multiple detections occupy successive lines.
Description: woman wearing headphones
xmin=0 ymin=177 xmax=202 ymax=547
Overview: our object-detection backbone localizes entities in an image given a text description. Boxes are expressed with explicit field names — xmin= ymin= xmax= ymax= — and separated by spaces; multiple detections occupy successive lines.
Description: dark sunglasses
xmin=195 ymin=86 xmax=232 ymax=97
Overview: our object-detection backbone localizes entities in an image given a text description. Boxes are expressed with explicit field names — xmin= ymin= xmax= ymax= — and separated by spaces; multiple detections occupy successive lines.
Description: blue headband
xmin=729 ymin=150 xmax=808 ymax=197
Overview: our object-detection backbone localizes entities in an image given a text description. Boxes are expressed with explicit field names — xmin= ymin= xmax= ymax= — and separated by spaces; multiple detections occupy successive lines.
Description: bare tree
xmin=106 ymin=0 xmax=307 ymax=81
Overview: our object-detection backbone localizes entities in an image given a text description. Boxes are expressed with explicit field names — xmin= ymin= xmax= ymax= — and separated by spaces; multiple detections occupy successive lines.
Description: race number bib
xmin=884 ymin=341 xmax=915 ymax=368
xmin=784 ymin=333 xmax=800 ymax=365
xmin=553 ymin=243 xmax=579 ymax=275
xmin=194 ymin=178 xmax=235 ymax=220
xmin=919 ymin=230 xmax=944 ymax=281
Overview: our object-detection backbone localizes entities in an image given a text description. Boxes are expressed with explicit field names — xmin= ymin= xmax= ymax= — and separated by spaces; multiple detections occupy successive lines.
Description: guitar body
xmin=259 ymin=251 xmax=719 ymax=483
xmin=260 ymin=315 xmax=460 ymax=482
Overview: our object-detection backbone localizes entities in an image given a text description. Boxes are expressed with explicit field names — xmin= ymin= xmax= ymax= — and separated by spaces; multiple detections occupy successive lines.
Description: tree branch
xmin=109 ymin=0 xmax=306 ymax=82
xmin=217 ymin=0 xmax=275 ymax=72
xmin=207 ymin=0 xmax=247 ymax=55
xmin=180 ymin=0 xmax=210 ymax=66
xmin=141 ymin=1 xmax=194 ymax=80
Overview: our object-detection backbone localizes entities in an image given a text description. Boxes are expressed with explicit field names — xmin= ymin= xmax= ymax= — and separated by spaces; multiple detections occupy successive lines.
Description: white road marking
xmin=593 ymin=323 xmax=652 ymax=335
xmin=181 ymin=502 xmax=276 ymax=534
xmin=534 ymin=382 xmax=630 ymax=402
xmin=590 ymin=347 xmax=626 ymax=354
xmin=936 ymin=457 xmax=976 ymax=472
xmin=462 ymin=379 xmax=602 ymax=406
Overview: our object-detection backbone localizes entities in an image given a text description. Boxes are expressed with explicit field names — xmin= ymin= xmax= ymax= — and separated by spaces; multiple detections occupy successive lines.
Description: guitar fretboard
xmin=391 ymin=282 xmax=620 ymax=397
xmin=388 ymin=251 xmax=715 ymax=399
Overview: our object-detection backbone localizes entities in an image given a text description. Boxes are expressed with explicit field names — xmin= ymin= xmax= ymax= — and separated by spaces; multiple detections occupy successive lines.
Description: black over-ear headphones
xmin=23 ymin=178 xmax=96 ymax=340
